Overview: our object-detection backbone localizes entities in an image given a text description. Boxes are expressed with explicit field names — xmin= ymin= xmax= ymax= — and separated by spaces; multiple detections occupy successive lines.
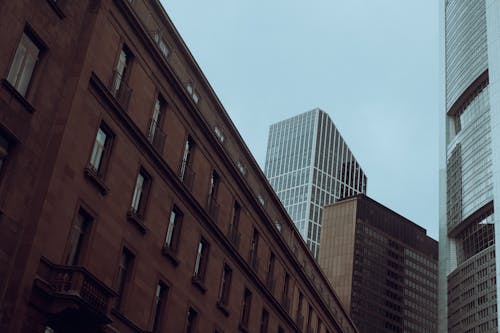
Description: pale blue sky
xmin=161 ymin=0 xmax=439 ymax=239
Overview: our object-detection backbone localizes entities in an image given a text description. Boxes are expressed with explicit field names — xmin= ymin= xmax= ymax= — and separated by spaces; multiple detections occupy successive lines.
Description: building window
xmin=266 ymin=251 xmax=275 ymax=292
xmin=260 ymin=309 xmax=269 ymax=333
xmin=180 ymin=137 xmax=194 ymax=182
xmin=44 ymin=327 xmax=55 ymax=333
xmin=151 ymin=281 xmax=168 ymax=332
xmin=240 ymin=288 xmax=252 ymax=328
xmin=193 ymin=238 xmax=209 ymax=282
xmin=164 ymin=205 xmax=182 ymax=252
xmin=296 ymin=292 xmax=303 ymax=323
xmin=249 ymin=228 xmax=259 ymax=269
xmin=218 ymin=263 xmax=232 ymax=307
xmin=0 ymin=135 xmax=10 ymax=173
xmin=7 ymin=32 xmax=41 ymax=96
xmin=89 ymin=123 xmax=113 ymax=176
xmin=228 ymin=201 xmax=241 ymax=248
xmin=207 ymin=170 xmax=219 ymax=218
xmin=111 ymin=46 xmax=132 ymax=108
xmin=152 ymin=32 xmax=170 ymax=59
xmin=148 ymin=95 xmax=165 ymax=150
xmin=185 ymin=307 xmax=198 ymax=333
xmin=306 ymin=305 xmax=312 ymax=332
xmin=130 ymin=168 xmax=151 ymax=217
xmin=64 ymin=208 xmax=92 ymax=266
xmin=282 ymin=273 xmax=290 ymax=301
xmin=186 ymin=83 xmax=199 ymax=104
xmin=278 ymin=327 xmax=284 ymax=333
xmin=115 ymin=248 xmax=134 ymax=309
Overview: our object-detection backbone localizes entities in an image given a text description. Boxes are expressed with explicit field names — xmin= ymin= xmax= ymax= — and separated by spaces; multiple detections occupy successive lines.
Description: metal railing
xmin=206 ymin=196 xmax=220 ymax=222
xmin=147 ymin=117 xmax=166 ymax=152
xmin=109 ymin=70 xmax=132 ymax=110
xmin=179 ymin=163 xmax=195 ymax=191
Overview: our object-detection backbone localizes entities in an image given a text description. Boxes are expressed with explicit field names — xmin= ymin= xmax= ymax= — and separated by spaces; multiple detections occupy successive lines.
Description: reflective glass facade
xmin=440 ymin=0 xmax=500 ymax=332
xmin=264 ymin=108 xmax=366 ymax=258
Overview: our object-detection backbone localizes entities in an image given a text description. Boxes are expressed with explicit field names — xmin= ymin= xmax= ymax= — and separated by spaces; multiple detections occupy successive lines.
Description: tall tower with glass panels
xmin=440 ymin=1 xmax=500 ymax=332
xmin=264 ymin=108 xmax=367 ymax=257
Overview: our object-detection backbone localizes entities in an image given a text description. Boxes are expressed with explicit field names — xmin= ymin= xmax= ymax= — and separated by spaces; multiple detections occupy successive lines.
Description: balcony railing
xmin=34 ymin=257 xmax=116 ymax=325
xmin=109 ymin=70 xmax=132 ymax=110
xmin=206 ymin=196 xmax=220 ymax=222
xmin=179 ymin=163 xmax=195 ymax=191
xmin=228 ymin=223 xmax=241 ymax=250
xmin=147 ymin=118 xmax=166 ymax=152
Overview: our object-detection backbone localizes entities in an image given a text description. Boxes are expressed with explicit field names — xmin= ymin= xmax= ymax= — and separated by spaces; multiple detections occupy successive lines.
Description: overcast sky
xmin=161 ymin=0 xmax=440 ymax=240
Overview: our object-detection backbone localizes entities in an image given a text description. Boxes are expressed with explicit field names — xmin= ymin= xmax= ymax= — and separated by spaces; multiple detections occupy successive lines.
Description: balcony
xmin=179 ymin=163 xmax=195 ymax=191
xmin=32 ymin=257 xmax=116 ymax=329
xmin=109 ymin=70 xmax=132 ymax=110
xmin=206 ymin=196 xmax=220 ymax=222
xmin=228 ymin=224 xmax=241 ymax=250
xmin=147 ymin=117 xmax=166 ymax=153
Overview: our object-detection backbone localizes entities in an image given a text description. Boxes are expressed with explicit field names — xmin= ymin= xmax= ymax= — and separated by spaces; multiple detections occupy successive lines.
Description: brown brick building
xmin=0 ymin=1 xmax=358 ymax=332
xmin=318 ymin=195 xmax=438 ymax=333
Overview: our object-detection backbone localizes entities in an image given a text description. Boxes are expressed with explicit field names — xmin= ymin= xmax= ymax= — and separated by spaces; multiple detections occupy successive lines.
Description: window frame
xmin=114 ymin=247 xmax=135 ymax=310
xmin=164 ymin=205 xmax=183 ymax=252
xmin=129 ymin=167 xmax=152 ymax=219
xmin=63 ymin=207 xmax=93 ymax=266
xmin=88 ymin=122 xmax=114 ymax=177
xmin=6 ymin=28 xmax=46 ymax=98
xmin=192 ymin=237 xmax=210 ymax=284
xmin=151 ymin=280 xmax=168 ymax=333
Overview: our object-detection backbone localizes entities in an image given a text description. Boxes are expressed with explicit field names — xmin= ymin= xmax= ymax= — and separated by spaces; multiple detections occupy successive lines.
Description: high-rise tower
xmin=440 ymin=1 xmax=500 ymax=332
xmin=265 ymin=108 xmax=367 ymax=257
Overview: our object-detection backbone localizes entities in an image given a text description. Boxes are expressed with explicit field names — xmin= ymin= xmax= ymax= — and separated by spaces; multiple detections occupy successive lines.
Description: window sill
xmin=84 ymin=167 xmax=109 ymax=195
xmin=216 ymin=300 xmax=230 ymax=317
xmin=126 ymin=210 xmax=146 ymax=234
xmin=191 ymin=276 xmax=207 ymax=294
xmin=238 ymin=322 xmax=249 ymax=333
xmin=1 ymin=79 xmax=35 ymax=113
xmin=161 ymin=246 xmax=179 ymax=267
xmin=46 ymin=0 xmax=65 ymax=18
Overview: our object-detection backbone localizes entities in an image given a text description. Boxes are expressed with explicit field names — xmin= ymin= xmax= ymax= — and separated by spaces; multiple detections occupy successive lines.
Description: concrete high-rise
xmin=318 ymin=195 xmax=438 ymax=333
xmin=265 ymin=108 xmax=367 ymax=257
xmin=440 ymin=1 xmax=500 ymax=332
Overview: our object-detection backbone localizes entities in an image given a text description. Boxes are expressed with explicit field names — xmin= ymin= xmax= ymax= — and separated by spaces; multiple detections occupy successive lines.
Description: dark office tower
xmin=0 ymin=1 xmax=358 ymax=332
xmin=265 ymin=108 xmax=367 ymax=257
xmin=318 ymin=195 xmax=438 ymax=333
xmin=440 ymin=1 xmax=500 ymax=332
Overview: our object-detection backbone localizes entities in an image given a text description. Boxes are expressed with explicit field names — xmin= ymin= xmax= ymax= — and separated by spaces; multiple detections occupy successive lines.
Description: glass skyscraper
xmin=264 ymin=108 xmax=367 ymax=258
xmin=439 ymin=1 xmax=500 ymax=332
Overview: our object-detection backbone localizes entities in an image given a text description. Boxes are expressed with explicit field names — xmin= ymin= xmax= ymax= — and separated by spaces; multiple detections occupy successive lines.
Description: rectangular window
xmin=249 ymin=228 xmax=259 ymax=269
xmin=185 ymin=307 xmax=198 ymax=333
xmin=297 ymin=292 xmax=303 ymax=321
xmin=193 ymin=238 xmax=209 ymax=281
xmin=186 ymin=83 xmax=199 ymax=104
xmin=241 ymin=288 xmax=252 ymax=327
xmin=0 ymin=135 xmax=10 ymax=173
xmin=306 ymin=305 xmax=312 ymax=332
xmin=115 ymin=248 xmax=134 ymax=309
xmin=89 ymin=123 xmax=113 ymax=176
xmin=207 ymin=170 xmax=219 ymax=217
xmin=267 ymin=251 xmax=275 ymax=283
xmin=180 ymin=137 xmax=193 ymax=181
xmin=260 ymin=309 xmax=269 ymax=333
xmin=7 ymin=32 xmax=41 ymax=96
xmin=148 ymin=95 xmax=165 ymax=149
xmin=64 ymin=208 xmax=92 ymax=266
xmin=112 ymin=47 xmax=130 ymax=96
xmin=151 ymin=281 xmax=168 ymax=332
xmin=164 ymin=205 xmax=182 ymax=251
xmin=231 ymin=201 xmax=241 ymax=229
xmin=152 ymin=32 xmax=170 ymax=59
xmin=130 ymin=168 xmax=151 ymax=217
xmin=218 ymin=264 xmax=232 ymax=306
